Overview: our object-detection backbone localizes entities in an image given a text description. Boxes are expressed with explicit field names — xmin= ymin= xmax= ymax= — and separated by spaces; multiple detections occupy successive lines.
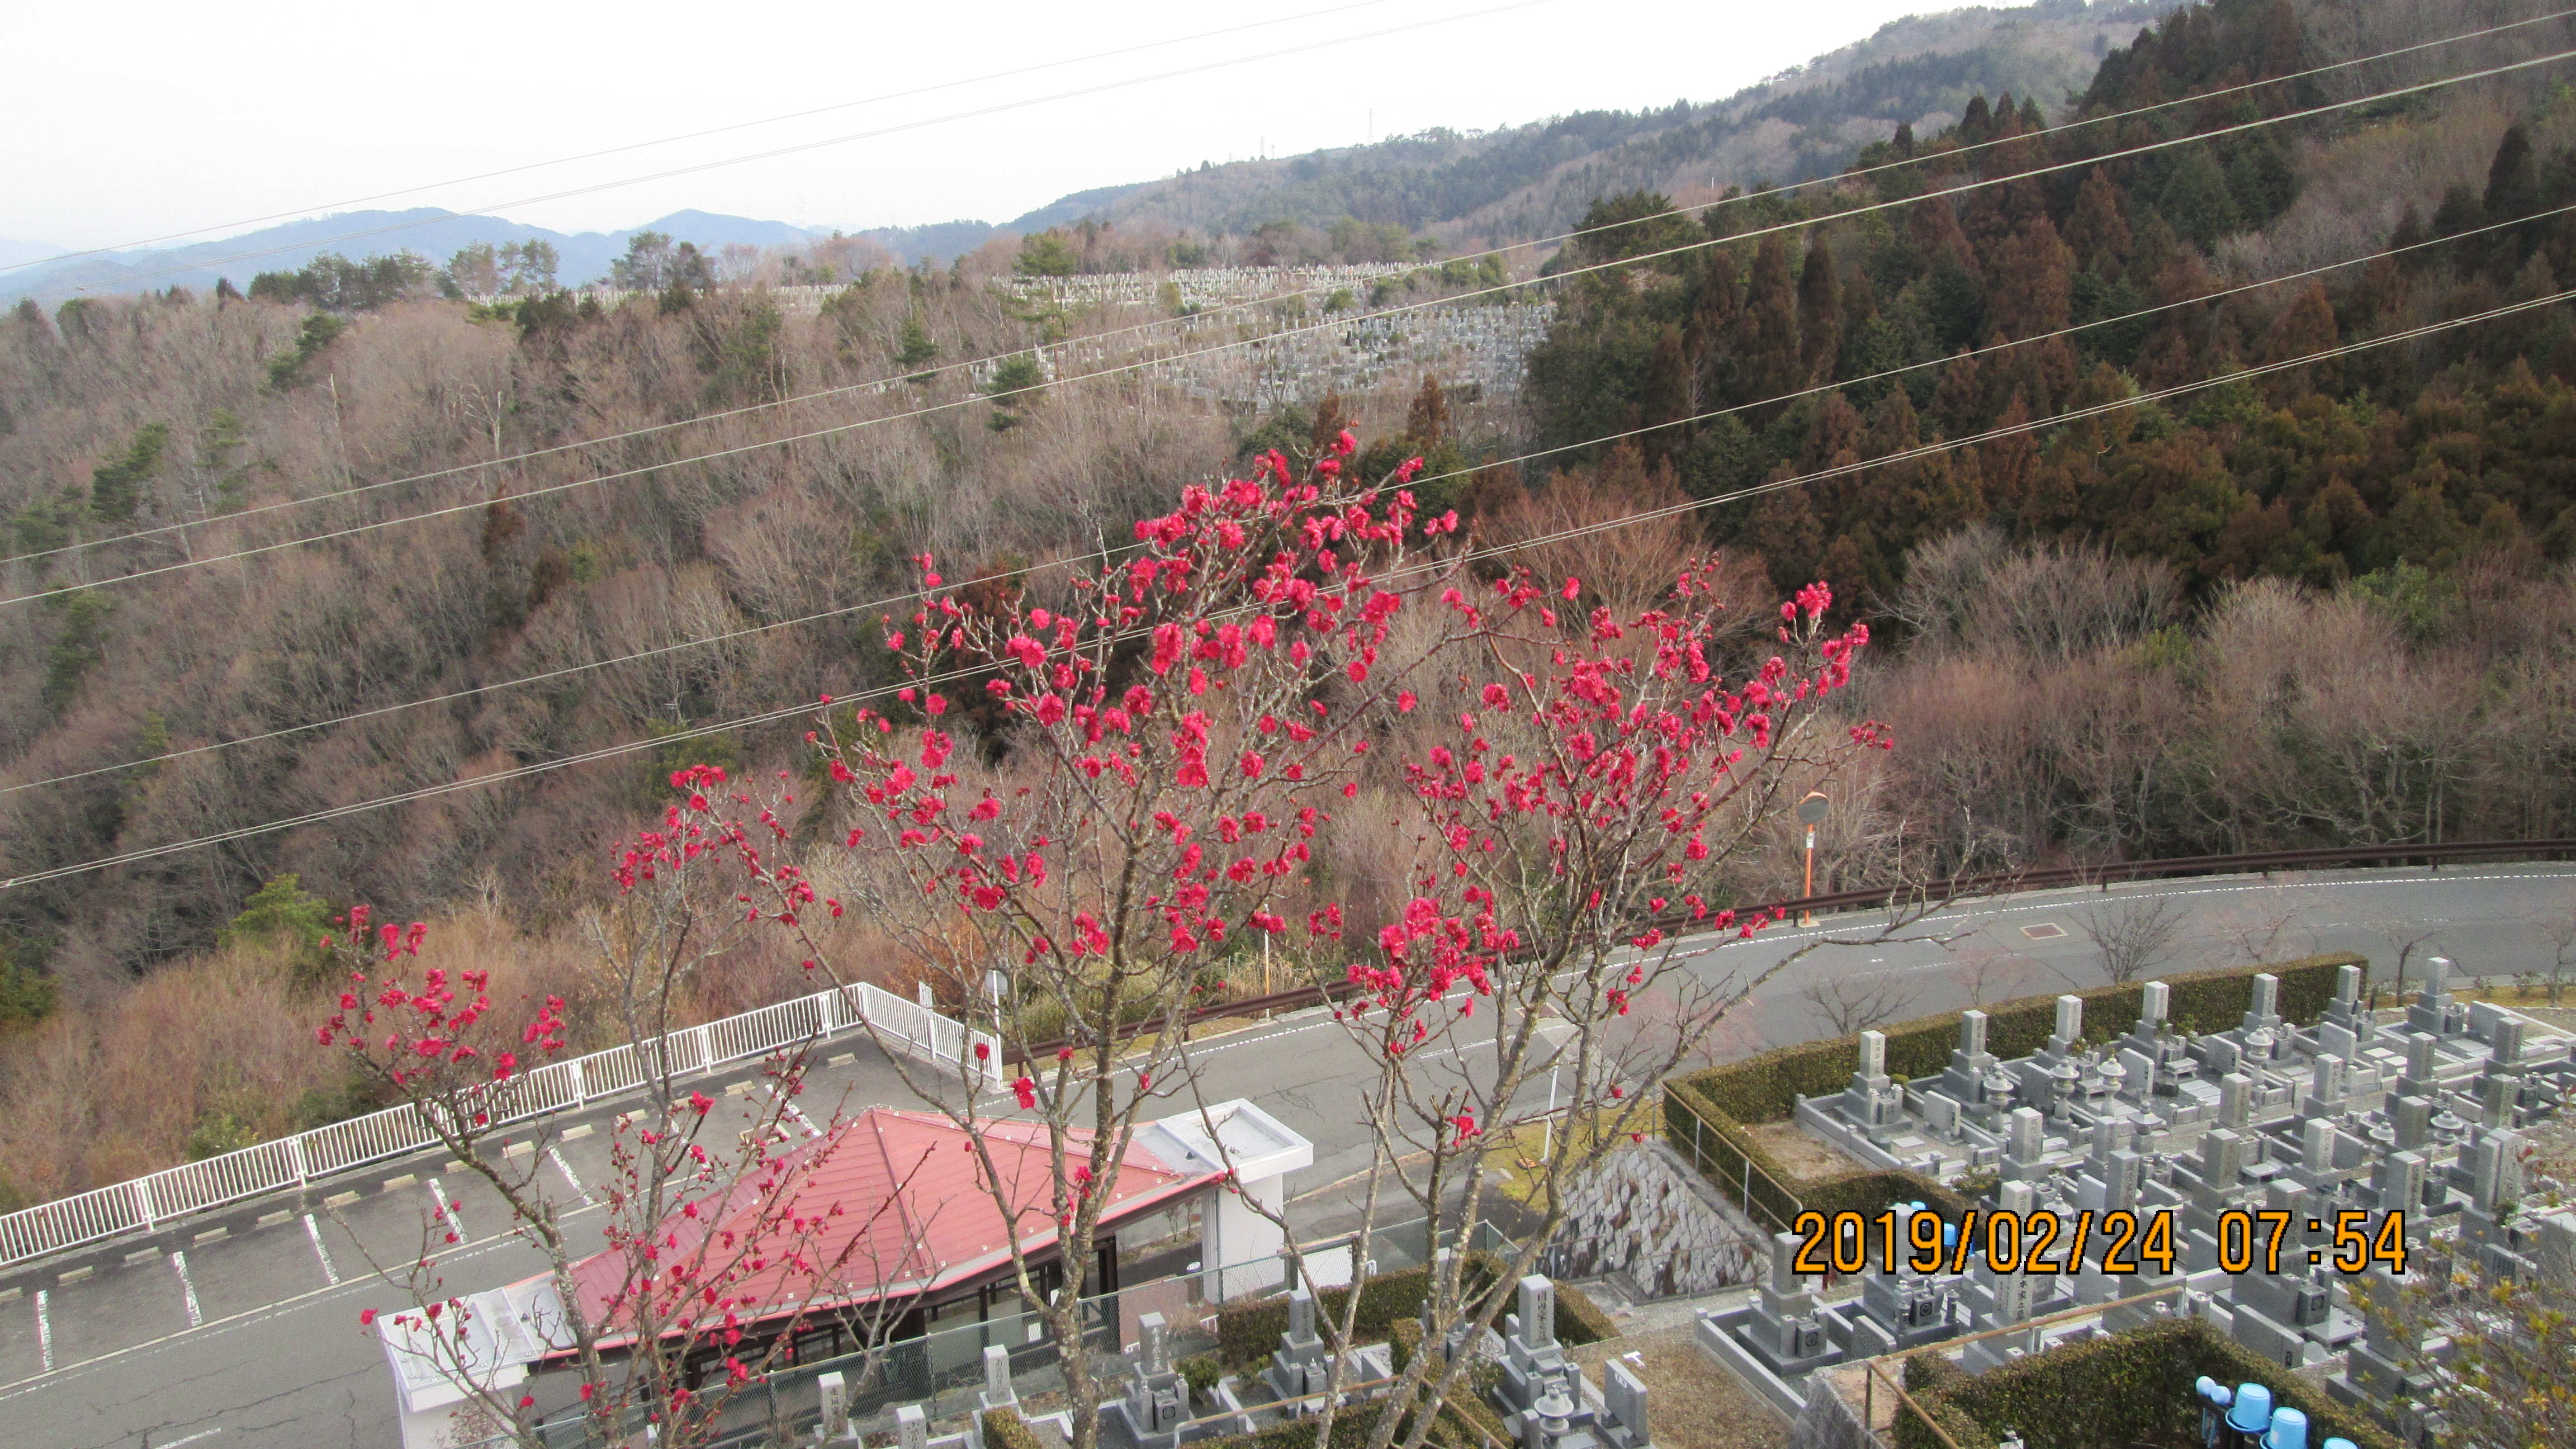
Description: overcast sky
xmin=3 ymin=0 xmax=1949 ymax=253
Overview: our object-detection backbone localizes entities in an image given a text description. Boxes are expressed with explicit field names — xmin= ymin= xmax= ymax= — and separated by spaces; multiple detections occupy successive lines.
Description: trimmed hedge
xmin=1679 ymin=953 xmax=2360 ymax=1125
xmin=1661 ymin=954 xmax=2362 ymax=1229
xmin=1218 ymin=1257 xmax=1495 ymax=1368
xmin=981 ymin=1408 xmax=1047 ymax=1449
xmin=1887 ymin=1318 xmax=2398 ymax=1449
xmin=1220 ymin=1257 xmax=1612 ymax=1370
xmin=1555 ymin=1279 xmax=1617 ymax=1345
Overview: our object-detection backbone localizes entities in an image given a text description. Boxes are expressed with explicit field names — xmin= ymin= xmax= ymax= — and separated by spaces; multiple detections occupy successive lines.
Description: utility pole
xmin=1797 ymin=792 xmax=1830 ymax=926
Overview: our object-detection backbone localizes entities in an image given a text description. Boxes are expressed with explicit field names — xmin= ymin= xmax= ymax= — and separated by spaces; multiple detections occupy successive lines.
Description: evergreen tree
xmin=2157 ymin=145 xmax=2241 ymax=250
xmin=1987 ymin=216 xmax=2075 ymax=339
xmin=1737 ymin=233 xmax=1803 ymax=407
xmin=1640 ymin=325 xmax=1693 ymax=464
xmin=88 ymin=423 xmax=169 ymax=524
xmin=2484 ymin=124 xmax=2541 ymax=258
xmin=1796 ymin=235 xmax=1843 ymax=384
xmin=2063 ymin=167 xmax=2132 ymax=278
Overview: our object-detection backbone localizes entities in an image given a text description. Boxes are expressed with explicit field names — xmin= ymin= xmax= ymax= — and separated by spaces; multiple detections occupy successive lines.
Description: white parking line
xmin=172 ymin=1251 xmax=203 ymax=1328
xmin=33 ymin=1290 xmax=50 ymax=1373
xmin=547 ymin=1146 xmax=587 ymax=1201
xmin=301 ymin=1214 xmax=338 ymax=1286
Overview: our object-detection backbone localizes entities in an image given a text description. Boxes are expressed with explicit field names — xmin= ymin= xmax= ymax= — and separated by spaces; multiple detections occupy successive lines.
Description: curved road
xmin=0 ymin=862 xmax=2567 ymax=1448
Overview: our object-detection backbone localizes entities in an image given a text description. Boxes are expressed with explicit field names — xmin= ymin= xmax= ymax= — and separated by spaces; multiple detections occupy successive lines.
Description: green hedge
xmin=1661 ymin=955 xmax=2361 ymax=1230
xmin=981 ymin=1408 xmax=1047 ymax=1449
xmin=1887 ymin=1318 xmax=2398 ymax=1449
xmin=1554 ymin=1279 xmax=1617 ymax=1346
xmin=1219 ymin=1256 xmax=1500 ymax=1368
xmin=1220 ymin=1257 xmax=1612 ymax=1370
xmin=1678 ymin=954 xmax=2360 ymax=1125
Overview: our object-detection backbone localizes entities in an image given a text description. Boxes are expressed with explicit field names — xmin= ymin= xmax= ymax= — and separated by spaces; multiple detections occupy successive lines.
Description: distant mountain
xmin=1019 ymin=0 xmax=2176 ymax=248
xmin=6 ymin=0 xmax=2174 ymax=299
xmin=0 ymin=238 xmax=69 ymax=270
xmin=0 ymin=209 xmax=839 ymax=301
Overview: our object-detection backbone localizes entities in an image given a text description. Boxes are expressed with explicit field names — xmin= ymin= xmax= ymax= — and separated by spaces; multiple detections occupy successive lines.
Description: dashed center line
xmin=301 ymin=1213 xmax=338 ymax=1286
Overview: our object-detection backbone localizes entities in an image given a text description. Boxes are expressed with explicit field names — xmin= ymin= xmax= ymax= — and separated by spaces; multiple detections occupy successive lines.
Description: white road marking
xmin=547 ymin=1146 xmax=588 ymax=1201
xmin=33 ymin=1290 xmax=50 ymax=1372
xmin=301 ymin=1214 xmax=338 ymax=1286
xmin=158 ymin=1428 xmax=222 ymax=1447
xmin=425 ymin=1178 xmax=465 ymax=1242
xmin=172 ymin=1251 xmax=202 ymax=1328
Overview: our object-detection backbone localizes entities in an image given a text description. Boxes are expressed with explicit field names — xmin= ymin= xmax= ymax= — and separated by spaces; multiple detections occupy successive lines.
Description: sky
xmin=1 ymin=0 xmax=1954 ymax=253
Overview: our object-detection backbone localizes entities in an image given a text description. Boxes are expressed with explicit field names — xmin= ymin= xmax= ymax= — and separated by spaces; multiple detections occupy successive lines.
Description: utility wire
xmin=0 ymin=0 xmax=1420 ymax=276
xmin=21 ymin=3 xmax=2569 ymax=569
xmin=16 ymin=0 xmax=1558 ymax=304
xmin=14 ymin=39 xmax=2573 ymax=606
xmin=7 ymin=283 xmax=2564 ymax=892
xmin=4 ymin=197 xmax=2557 ymax=801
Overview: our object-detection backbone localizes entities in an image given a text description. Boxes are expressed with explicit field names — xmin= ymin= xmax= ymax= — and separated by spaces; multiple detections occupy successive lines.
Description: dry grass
xmin=1570 ymin=1323 xmax=1789 ymax=1449
xmin=0 ymin=903 xmax=858 ymax=1211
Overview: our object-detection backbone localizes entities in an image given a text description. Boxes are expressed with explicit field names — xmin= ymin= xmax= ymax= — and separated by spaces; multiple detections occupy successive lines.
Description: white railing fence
xmin=0 ymin=981 xmax=996 ymax=1270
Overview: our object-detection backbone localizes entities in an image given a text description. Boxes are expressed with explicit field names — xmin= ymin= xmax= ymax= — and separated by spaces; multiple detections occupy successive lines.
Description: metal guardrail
xmin=0 ymin=981 xmax=997 ymax=1271
xmin=1012 ymin=837 xmax=2576 ymax=1063
xmin=13 ymin=839 xmax=2566 ymax=1270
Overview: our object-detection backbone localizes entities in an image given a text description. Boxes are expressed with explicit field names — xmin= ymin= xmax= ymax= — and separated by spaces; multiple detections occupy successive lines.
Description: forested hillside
xmin=3 ymin=0 xmax=2575 ymax=1207
xmin=1072 ymin=0 xmax=2174 ymax=250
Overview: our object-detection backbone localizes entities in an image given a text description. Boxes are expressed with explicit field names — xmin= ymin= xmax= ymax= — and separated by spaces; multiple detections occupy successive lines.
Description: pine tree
xmin=88 ymin=423 xmax=169 ymax=525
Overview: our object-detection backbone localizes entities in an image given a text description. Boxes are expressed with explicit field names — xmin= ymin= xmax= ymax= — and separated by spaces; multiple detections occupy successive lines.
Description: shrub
xmin=980 ymin=1408 xmax=1046 ymax=1449
xmin=1887 ymin=1318 xmax=2397 ymax=1449
xmin=1178 ymin=1354 xmax=1224 ymax=1398
xmin=1554 ymin=1280 xmax=1618 ymax=1345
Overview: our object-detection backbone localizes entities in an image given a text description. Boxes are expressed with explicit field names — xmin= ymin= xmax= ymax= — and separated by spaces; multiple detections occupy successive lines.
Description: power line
xmin=20 ymin=5 xmax=2568 ymax=570
xmin=16 ymin=0 xmax=1559 ymax=305
xmin=7 ymin=283 xmax=2563 ymax=892
xmin=15 ymin=40 xmax=2571 ymax=606
xmin=0 ymin=0 xmax=1422 ymax=277
xmin=6 ymin=197 xmax=2557 ymax=802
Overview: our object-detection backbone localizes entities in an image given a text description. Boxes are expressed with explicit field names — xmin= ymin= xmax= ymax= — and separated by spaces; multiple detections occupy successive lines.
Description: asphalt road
xmin=1 ymin=861 xmax=2566 ymax=1448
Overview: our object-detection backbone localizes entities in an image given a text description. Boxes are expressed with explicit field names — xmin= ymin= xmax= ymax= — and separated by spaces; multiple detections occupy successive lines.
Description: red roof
xmin=562 ymin=1109 xmax=1204 ymax=1347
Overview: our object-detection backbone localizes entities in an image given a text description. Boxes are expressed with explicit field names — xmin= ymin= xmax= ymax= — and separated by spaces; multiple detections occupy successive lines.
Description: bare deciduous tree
xmin=2075 ymin=891 xmax=2189 ymax=985
xmin=1797 ymin=969 xmax=1925 ymax=1034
